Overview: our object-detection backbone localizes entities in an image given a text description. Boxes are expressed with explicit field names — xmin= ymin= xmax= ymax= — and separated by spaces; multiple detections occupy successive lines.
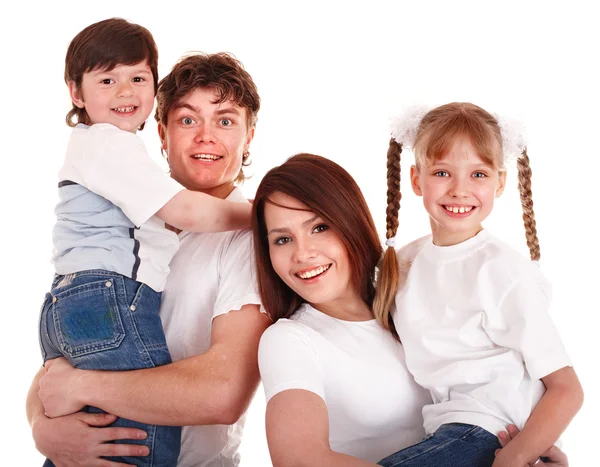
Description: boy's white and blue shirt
xmin=53 ymin=123 xmax=185 ymax=292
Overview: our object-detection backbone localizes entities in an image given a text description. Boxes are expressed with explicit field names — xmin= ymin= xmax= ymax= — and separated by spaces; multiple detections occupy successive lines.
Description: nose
xmin=194 ymin=122 xmax=217 ymax=144
xmin=449 ymin=176 xmax=469 ymax=198
xmin=292 ymin=237 xmax=318 ymax=264
xmin=117 ymin=81 xmax=133 ymax=98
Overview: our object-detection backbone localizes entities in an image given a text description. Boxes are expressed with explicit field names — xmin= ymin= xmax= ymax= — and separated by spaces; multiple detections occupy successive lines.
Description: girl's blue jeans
xmin=379 ymin=423 xmax=501 ymax=467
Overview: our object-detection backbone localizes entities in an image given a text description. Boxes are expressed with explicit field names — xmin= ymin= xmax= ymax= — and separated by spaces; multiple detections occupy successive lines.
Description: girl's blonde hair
xmin=373 ymin=102 xmax=540 ymax=334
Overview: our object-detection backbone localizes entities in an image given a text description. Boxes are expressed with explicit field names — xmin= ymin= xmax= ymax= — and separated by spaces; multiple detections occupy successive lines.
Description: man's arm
xmin=40 ymin=304 xmax=270 ymax=426
xmin=28 ymin=368 xmax=149 ymax=466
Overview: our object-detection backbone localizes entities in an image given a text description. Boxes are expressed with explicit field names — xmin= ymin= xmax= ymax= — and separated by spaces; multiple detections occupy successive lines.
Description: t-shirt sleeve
xmin=484 ymin=274 xmax=571 ymax=380
xmin=212 ymin=229 xmax=262 ymax=319
xmin=258 ymin=321 xmax=325 ymax=402
xmin=69 ymin=125 xmax=185 ymax=227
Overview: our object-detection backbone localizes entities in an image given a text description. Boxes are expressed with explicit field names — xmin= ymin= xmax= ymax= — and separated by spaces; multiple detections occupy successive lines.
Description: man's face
xmin=159 ymin=87 xmax=254 ymax=198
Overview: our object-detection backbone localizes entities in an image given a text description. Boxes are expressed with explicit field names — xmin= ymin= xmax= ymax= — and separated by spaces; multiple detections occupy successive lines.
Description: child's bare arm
xmin=492 ymin=366 xmax=583 ymax=467
xmin=156 ymin=190 xmax=252 ymax=232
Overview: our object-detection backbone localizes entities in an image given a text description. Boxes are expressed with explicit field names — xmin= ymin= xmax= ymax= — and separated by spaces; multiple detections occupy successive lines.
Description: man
xmin=28 ymin=52 xmax=271 ymax=467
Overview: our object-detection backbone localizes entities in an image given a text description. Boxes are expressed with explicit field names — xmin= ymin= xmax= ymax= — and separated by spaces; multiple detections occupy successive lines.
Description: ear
xmin=68 ymin=81 xmax=85 ymax=108
xmin=495 ymin=170 xmax=507 ymax=198
xmin=410 ymin=165 xmax=423 ymax=196
xmin=244 ymin=126 xmax=255 ymax=152
xmin=157 ymin=122 xmax=167 ymax=151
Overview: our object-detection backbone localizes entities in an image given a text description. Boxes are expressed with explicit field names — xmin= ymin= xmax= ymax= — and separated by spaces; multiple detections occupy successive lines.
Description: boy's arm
xmin=27 ymin=368 xmax=149 ymax=465
xmin=155 ymin=190 xmax=252 ymax=233
xmin=492 ymin=366 xmax=583 ymax=467
xmin=39 ymin=304 xmax=270 ymax=426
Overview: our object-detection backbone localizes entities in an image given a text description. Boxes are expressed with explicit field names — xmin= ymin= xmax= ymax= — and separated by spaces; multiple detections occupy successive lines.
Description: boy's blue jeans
xmin=378 ymin=423 xmax=501 ymax=467
xmin=39 ymin=270 xmax=181 ymax=467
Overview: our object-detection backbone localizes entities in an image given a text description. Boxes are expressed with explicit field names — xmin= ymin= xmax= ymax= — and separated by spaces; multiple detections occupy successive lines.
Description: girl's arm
xmin=492 ymin=366 xmax=583 ymax=467
xmin=498 ymin=424 xmax=569 ymax=467
xmin=156 ymin=190 xmax=252 ymax=232
xmin=266 ymin=389 xmax=379 ymax=467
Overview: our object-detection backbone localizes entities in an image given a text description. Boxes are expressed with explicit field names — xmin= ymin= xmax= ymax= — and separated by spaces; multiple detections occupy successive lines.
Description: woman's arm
xmin=492 ymin=366 xmax=583 ymax=467
xmin=266 ymin=389 xmax=378 ymax=467
xmin=27 ymin=368 xmax=148 ymax=466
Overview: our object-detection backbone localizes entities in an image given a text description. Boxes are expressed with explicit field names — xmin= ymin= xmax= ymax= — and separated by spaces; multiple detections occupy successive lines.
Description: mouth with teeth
xmin=295 ymin=264 xmax=331 ymax=281
xmin=112 ymin=106 xmax=137 ymax=114
xmin=191 ymin=153 xmax=223 ymax=162
xmin=443 ymin=205 xmax=475 ymax=215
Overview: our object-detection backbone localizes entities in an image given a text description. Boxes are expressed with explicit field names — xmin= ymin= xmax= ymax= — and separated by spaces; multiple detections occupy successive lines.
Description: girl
xmin=375 ymin=102 xmax=583 ymax=467
xmin=252 ymin=153 xmax=567 ymax=466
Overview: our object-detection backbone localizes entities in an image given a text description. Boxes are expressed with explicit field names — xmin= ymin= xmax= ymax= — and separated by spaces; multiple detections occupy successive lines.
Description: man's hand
xmin=39 ymin=358 xmax=85 ymax=417
xmin=32 ymin=411 xmax=148 ymax=467
xmin=496 ymin=424 xmax=569 ymax=467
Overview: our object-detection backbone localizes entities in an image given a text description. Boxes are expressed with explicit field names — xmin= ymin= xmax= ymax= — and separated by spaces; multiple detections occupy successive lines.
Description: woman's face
xmin=264 ymin=191 xmax=358 ymax=314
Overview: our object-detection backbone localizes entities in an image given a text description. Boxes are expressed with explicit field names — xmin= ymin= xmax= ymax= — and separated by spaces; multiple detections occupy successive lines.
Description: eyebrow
xmin=90 ymin=68 xmax=151 ymax=76
xmin=430 ymin=161 xmax=491 ymax=169
xmin=171 ymin=103 xmax=242 ymax=115
xmin=267 ymin=214 xmax=320 ymax=235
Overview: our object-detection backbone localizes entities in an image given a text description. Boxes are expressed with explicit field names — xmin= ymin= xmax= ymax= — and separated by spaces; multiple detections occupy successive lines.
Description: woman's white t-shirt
xmin=259 ymin=303 xmax=431 ymax=462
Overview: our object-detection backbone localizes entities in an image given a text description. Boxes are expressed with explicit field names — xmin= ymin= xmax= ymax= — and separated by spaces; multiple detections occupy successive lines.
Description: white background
xmin=1 ymin=1 xmax=597 ymax=465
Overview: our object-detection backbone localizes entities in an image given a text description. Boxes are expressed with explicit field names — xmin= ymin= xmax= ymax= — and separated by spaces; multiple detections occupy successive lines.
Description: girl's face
xmin=264 ymin=191 xmax=358 ymax=316
xmin=411 ymin=136 xmax=506 ymax=246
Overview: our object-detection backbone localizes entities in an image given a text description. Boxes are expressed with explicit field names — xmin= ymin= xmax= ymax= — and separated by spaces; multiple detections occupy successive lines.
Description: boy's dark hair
xmin=64 ymin=18 xmax=159 ymax=128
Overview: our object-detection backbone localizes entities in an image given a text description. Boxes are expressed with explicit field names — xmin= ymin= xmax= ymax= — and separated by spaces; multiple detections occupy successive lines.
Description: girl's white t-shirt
xmin=393 ymin=229 xmax=571 ymax=436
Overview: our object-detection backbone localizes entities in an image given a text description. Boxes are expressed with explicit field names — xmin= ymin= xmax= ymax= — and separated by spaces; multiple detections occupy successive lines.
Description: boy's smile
xmin=69 ymin=61 xmax=155 ymax=133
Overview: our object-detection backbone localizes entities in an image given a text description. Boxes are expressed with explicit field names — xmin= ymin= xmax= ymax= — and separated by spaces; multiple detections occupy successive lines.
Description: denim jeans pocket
xmin=52 ymin=278 xmax=126 ymax=358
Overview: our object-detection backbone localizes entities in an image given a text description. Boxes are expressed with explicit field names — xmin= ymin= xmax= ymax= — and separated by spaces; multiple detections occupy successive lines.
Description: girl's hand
xmin=497 ymin=424 xmax=569 ymax=467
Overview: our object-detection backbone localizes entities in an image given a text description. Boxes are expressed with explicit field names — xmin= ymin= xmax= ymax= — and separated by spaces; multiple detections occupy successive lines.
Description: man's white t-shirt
xmin=259 ymin=303 xmax=431 ymax=462
xmin=393 ymin=229 xmax=571 ymax=436
xmin=160 ymin=188 xmax=261 ymax=467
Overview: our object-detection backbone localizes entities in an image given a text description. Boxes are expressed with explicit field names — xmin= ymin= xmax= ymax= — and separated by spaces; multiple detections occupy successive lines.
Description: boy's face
xmin=69 ymin=60 xmax=155 ymax=133
xmin=158 ymin=87 xmax=254 ymax=198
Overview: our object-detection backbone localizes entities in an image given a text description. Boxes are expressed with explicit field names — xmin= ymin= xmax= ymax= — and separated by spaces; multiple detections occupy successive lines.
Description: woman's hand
xmin=32 ymin=411 xmax=148 ymax=466
xmin=496 ymin=424 xmax=569 ymax=467
xmin=38 ymin=357 xmax=85 ymax=417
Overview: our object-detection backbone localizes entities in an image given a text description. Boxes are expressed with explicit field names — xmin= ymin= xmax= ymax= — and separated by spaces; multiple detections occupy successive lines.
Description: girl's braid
xmin=517 ymin=149 xmax=541 ymax=261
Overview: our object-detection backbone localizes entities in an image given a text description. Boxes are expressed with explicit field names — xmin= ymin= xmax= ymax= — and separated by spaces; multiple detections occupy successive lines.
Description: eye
xmin=132 ymin=76 xmax=145 ymax=83
xmin=180 ymin=117 xmax=195 ymax=125
xmin=101 ymin=78 xmax=115 ymax=85
xmin=274 ymin=236 xmax=292 ymax=246
xmin=472 ymin=171 xmax=487 ymax=178
xmin=313 ymin=224 xmax=329 ymax=233
xmin=220 ymin=118 xmax=233 ymax=127
xmin=433 ymin=170 xmax=449 ymax=177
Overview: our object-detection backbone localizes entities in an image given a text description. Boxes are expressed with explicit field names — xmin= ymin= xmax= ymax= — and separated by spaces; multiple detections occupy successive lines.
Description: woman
xmin=252 ymin=153 xmax=568 ymax=467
